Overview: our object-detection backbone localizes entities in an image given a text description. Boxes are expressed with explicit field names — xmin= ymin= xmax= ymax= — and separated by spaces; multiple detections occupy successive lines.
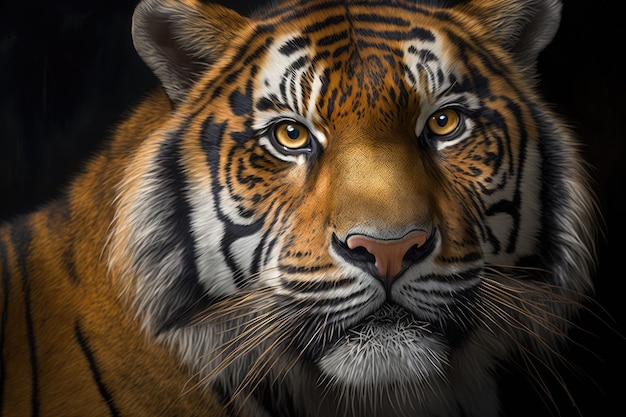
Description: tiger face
xmin=110 ymin=0 xmax=598 ymax=415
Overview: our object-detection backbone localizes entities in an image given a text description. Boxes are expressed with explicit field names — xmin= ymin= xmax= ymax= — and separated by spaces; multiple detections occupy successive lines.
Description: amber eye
xmin=426 ymin=108 xmax=461 ymax=136
xmin=273 ymin=121 xmax=310 ymax=150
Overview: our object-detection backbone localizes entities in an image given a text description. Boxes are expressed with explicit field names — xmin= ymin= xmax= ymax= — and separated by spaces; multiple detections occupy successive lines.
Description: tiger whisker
xmin=233 ymin=315 xmax=313 ymax=398
xmin=218 ymin=308 xmax=314 ymax=411
xmin=472 ymin=274 xmax=609 ymax=417
xmin=472 ymin=299 xmax=572 ymax=414
xmin=479 ymin=282 xmax=576 ymax=363
xmin=479 ymin=280 xmax=570 ymax=339
xmin=480 ymin=271 xmax=622 ymax=349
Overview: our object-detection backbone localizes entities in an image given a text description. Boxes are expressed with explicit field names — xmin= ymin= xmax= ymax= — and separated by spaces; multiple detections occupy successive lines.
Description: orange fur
xmin=1 ymin=92 xmax=228 ymax=416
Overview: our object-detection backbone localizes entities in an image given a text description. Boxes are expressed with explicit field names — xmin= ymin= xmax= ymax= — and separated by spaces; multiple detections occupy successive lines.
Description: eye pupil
xmin=435 ymin=114 xmax=448 ymax=127
xmin=286 ymin=125 xmax=300 ymax=139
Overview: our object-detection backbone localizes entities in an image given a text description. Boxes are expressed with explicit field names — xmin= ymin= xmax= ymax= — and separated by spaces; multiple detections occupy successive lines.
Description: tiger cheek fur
xmin=1 ymin=1 xmax=599 ymax=417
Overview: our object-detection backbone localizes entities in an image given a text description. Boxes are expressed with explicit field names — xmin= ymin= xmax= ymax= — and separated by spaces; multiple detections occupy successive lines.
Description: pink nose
xmin=346 ymin=231 xmax=428 ymax=280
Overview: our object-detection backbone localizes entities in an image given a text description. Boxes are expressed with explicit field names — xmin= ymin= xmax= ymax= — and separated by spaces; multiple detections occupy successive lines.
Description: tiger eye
xmin=427 ymin=108 xmax=461 ymax=136
xmin=273 ymin=121 xmax=310 ymax=149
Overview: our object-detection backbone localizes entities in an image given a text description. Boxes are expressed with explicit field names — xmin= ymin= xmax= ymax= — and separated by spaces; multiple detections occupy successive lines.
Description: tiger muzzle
xmin=332 ymin=230 xmax=436 ymax=287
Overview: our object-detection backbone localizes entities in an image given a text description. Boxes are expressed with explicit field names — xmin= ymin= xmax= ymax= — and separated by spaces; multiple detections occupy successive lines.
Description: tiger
xmin=0 ymin=0 xmax=600 ymax=416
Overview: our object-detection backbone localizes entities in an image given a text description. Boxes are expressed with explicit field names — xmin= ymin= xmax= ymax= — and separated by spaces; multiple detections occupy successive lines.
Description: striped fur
xmin=1 ymin=0 xmax=599 ymax=416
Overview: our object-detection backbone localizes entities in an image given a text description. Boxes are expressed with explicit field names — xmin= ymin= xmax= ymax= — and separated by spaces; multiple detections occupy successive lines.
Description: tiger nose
xmin=343 ymin=230 xmax=430 ymax=282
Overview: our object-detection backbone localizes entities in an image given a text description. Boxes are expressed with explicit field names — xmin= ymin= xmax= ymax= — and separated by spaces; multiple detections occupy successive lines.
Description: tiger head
xmin=109 ymin=0 xmax=598 ymax=415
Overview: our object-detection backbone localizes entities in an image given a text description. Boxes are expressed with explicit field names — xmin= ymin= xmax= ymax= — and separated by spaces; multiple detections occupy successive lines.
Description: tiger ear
xmin=132 ymin=0 xmax=249 ymax=104
xmin=467 ymin=0 xmax=562 ymax=71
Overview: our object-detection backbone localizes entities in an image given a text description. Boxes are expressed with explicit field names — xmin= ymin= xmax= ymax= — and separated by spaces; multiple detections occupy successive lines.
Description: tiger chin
xmin=1 ymin=0 xmax=599 ymax=416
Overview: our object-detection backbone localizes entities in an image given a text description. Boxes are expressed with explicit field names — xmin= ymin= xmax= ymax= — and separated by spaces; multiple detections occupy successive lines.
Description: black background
xmin=1 ymin=1 xmax=624 ymax=416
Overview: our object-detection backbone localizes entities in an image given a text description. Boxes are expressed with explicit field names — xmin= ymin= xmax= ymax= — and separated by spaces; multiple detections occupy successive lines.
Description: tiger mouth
xmin=347 ymin=301 xmax=471 ymax=349
xmin=348 ymin=302 xmax=430 ymax=335
xmin=316 ymin=303 xmax=450 ymax=386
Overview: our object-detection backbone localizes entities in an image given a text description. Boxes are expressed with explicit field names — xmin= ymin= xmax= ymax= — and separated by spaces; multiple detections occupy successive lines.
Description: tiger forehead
xmin=253 ymin=21 xmax=450 ymax=128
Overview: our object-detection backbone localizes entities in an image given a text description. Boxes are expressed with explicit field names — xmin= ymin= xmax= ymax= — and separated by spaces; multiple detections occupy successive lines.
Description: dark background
xmin=1 ymin=1 xmax=624 ymax=416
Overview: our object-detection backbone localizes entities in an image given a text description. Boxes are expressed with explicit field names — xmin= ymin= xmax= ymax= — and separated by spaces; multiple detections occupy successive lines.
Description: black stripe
xmin=445 ymin=29 xmax=508 ymax=82
xmin=437 ymin=251 xmax=482 ymax=264
xmin=536 ymin=120 xmax=576 ymax=283
xmin=222 ymin=36 xmax=273 ymax=86
xmin=353 ymin=27 xmax=420 ymax=41
xmin=74 ymin=321 xmax=121 ymax=417
xmin=62 ymin=242 xmax=80 ymax=285
xmin=278 ymin=263 xmax=334 ymax=274
xmin=303 ymin=14 xmax=346 ymax=34
xmin=209 ymin=37 xmax=271 ymax=95
xmin=43 ymin=197 xmax=79 ymax=285
xmin=257 ymin=1 xmax=344 ymax=23
xmin=254 ymin=0 xmax=437 ymax=27
xmin=280 ymin=276 xmax=355 ymax=293
xmin=255 ymin=96 xmax=278 ymax=112
xmin=407 ymin=26 xmax=436 ymax=42
xmin=228 ymin=89 xmax=253 ymax=116
xmin=355 ymin=39 xmax=403 ymax=57
xmin=201 ymin=117 xmax=267 ymax=289
xmin=407 ymin=46 xmax=439 ymax=62
xmin=326 ymin=87 xmax=338 ymax=119
xmin=317 ymin=31 xmax=348 ymax=47
xmin=285 ymin=286 xmax=370 ymax=309
xmin=279 ymin=68 xmax=290 ymax=102
xmin=278 ymin=36 xmax=311 ymax=56
xmin=504 ymin=99 xmax=528 ymax=254
xmin=288 ymin=55 xmax=308 ymax=72
xmin=152 ymin=132 xmax=210 ymax=331
xmin=10 ymin=217 xmax=38 ymax=417
xmin=351 ymin=13 xmax=411 ymax=26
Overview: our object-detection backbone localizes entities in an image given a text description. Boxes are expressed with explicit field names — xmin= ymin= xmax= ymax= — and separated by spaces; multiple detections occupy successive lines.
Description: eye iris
xmin=428 ymin=109 xmax=460 ymax=136
xmin=274 ymin=121 xmax=309 ymax=149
